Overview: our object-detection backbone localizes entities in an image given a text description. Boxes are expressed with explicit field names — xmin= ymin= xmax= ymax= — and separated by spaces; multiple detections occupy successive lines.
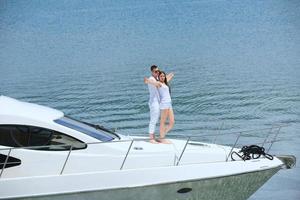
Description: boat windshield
xmin=54 ymin=117 xmax=118 ymax=142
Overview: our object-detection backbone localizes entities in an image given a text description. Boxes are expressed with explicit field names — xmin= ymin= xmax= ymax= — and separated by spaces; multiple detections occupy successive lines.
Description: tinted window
xmin=54 ymin=117 xmax=116 ymax=142
xmin=0 ymin=125 xmax=86 ymax=151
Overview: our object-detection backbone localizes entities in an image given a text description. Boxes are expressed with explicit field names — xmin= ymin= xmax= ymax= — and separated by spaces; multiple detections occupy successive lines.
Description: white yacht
xmin=0 ymin=96 xmax=296 ymax=200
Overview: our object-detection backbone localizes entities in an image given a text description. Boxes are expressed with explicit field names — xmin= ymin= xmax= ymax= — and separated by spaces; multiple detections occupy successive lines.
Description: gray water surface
xmin=0 ymin=0 xmax=299 ymax=199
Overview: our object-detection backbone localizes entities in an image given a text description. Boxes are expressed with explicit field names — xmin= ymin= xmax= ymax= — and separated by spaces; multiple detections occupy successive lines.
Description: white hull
xmin=5 ymin=167 xmax=280 ymax=200
xmin=1 ymin=157 xmax=284 ymax=200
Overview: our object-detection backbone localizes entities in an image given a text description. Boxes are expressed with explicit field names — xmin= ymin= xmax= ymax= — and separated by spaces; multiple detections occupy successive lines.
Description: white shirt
xmin=148 ymin=76 xmax=160 ymax=104
xmin=158 ymin=84 xmax=171 ymax=104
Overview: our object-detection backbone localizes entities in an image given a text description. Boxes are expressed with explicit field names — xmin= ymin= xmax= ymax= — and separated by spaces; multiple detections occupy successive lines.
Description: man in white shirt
xmin=146 ymin=65 xmax=160 ymax=143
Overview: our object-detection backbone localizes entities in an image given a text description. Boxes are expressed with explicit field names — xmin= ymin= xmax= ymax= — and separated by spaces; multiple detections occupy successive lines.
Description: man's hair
xmin=150 ymin=65 xmax=158 ymax=72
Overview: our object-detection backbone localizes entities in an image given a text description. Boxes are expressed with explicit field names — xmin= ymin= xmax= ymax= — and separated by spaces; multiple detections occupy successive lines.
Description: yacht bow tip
xmin=277 ymin=155 xmax=296 ymax=169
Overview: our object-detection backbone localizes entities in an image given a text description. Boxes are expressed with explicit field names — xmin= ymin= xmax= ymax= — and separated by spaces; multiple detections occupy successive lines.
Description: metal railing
xmin=0 ymin=124 xmax=288 ymax=179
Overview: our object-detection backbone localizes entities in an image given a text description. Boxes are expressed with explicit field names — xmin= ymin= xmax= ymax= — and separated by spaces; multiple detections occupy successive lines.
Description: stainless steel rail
xmin=176 ymin=137 xmax=190 ymax=166
xmin=120 ymin=140 xmax=134 ymax=170
xmin=266 ymin=126 xmax=282 ymax=153
xmin=60 ymin=145 xmax=73 ymax=175
xmin=0 ymin=149 xmax=11 ymax=178
xmin=0 ymin=124 xmax=288 ymax=178
xmin=226 ymin=132 xmax=241 ymax=162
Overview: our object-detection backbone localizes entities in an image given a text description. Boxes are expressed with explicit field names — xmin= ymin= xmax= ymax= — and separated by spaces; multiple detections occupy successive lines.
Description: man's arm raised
xmin=144 ymin=77 xmax=162 ymax=87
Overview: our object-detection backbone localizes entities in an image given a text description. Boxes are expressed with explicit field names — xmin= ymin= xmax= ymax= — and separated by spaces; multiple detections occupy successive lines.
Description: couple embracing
xmin=144 ymin=65 xmax=174 ymax=144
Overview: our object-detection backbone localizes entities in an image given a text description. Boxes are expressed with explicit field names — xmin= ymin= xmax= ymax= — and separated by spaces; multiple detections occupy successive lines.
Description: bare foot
xmin=149 ymin=139 xmax=159 ymax=144
xmin=158 ymin=138 xmax=172 ymax=144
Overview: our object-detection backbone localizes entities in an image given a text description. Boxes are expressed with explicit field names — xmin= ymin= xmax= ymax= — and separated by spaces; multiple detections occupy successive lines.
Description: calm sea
xmin=0 ymin=0 xmax=299 ymax=199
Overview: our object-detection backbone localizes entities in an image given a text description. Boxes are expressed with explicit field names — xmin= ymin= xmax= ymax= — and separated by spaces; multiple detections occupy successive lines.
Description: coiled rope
xmin=231 ymin=145 xmax=273 ymax=161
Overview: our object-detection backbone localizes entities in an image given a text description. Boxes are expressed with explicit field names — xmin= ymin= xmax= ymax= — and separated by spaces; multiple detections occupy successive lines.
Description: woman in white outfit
xmin=145 ymin=70 xmax=174 ymax=144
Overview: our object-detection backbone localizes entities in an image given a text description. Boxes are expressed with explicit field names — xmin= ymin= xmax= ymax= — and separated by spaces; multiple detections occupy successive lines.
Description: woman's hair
xmin=159 ymin=71 xmax=171 ymax=94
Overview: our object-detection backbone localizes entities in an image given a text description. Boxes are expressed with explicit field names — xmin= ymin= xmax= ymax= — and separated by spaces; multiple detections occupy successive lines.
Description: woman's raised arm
xmin=166 ymin=72 xmax=174 ymax=82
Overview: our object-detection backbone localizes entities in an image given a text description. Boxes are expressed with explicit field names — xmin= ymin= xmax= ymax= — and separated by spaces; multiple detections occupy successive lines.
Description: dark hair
xmin=150 ymin=65 xmax=158 ymax=72
xmin=159 ymin=71 xmax=171 ymax=94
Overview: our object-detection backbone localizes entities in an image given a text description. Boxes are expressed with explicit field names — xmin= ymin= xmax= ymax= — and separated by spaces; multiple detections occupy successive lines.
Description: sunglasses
xmin=153 ymin=70 xmax=159 ymax=73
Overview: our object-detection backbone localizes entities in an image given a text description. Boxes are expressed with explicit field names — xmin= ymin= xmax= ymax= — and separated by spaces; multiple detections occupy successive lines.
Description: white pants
xmin=148 ymin=102 xmax=160 ymax=134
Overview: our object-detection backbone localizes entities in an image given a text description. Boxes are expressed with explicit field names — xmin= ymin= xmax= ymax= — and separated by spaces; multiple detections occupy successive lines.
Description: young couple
xmin=144 ymin=65 xmax=174 ymax=144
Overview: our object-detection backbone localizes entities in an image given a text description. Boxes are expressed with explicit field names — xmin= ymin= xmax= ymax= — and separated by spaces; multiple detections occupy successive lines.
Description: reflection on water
xmin=0 ymin=0 xmax=300 ymax=199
